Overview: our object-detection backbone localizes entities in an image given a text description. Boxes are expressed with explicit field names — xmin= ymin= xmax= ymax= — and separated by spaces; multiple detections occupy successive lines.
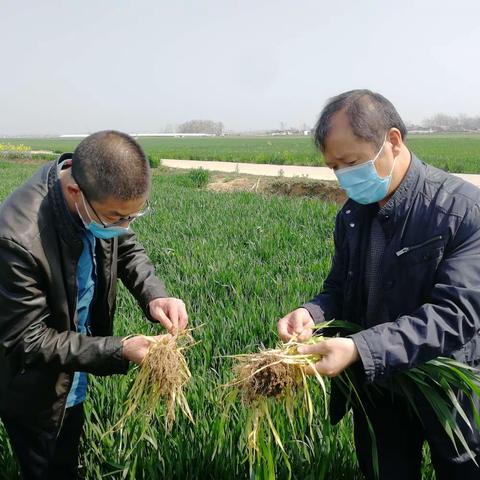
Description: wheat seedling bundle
xmin=113 ymin=331 xmax=195 ymax=433
xmin=227 ymin=321 xmax=480 ymax=478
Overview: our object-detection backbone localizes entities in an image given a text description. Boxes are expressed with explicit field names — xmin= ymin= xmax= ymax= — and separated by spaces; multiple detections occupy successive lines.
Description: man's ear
xmin=388 ymin=128 xmax=403 ymax=157
xmin=66 ymin=183 xmax=80 ymax=197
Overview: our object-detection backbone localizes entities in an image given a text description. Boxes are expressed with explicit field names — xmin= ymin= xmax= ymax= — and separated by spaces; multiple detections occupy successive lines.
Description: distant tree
xmin=422 ymin=113 xmax=480 ymax=131
xmin=459 ymin=114 xmax=480 ymax=130
xmin=423 ymin=113 xmax=457 ymax=130
xmin=177 ymin=120 xmax=224 ymax=135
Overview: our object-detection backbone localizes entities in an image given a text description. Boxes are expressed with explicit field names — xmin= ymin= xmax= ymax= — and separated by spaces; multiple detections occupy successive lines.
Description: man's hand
xmin=297 ymin=338 xmax=359 ymax=377
xmin=148 ymin=297 xmax=188 ymax=334
xmin=122 ymin=334 xmax=171 ymax=365
xmin=277 ymin=308 xmax=315 ymax=342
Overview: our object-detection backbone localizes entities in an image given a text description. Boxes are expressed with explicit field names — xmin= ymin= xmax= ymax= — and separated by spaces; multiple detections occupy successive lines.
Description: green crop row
xmin=3 ymin=133 xmax=480 ymax=173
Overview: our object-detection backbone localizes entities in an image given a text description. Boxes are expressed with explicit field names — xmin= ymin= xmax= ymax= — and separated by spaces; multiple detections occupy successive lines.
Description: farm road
xmin=161 ymin=159 xmax=480 ymax=188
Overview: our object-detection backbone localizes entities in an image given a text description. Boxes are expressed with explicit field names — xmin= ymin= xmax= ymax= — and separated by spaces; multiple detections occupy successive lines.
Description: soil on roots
xmin=235 ymin=354 xmax=302 ymax=403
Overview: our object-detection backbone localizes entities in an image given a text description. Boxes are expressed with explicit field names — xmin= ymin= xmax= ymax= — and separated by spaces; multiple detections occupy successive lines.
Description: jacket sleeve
xmin=116 ymin=231 xmax=168 ymax=320
xmin=0 ymin=239 xmax=129 ymax=376
xmin=351 ymin=205 xmax=480 ymax=383
xmin=301 ymin=211 xmax=345 ymax=323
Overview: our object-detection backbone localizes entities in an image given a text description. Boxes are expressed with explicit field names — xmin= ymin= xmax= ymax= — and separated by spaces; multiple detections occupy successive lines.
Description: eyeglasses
xmin=72 ymin=174 xmax=151 ymax=228
xmin=82 ymin=193 xmax=151 ymax=228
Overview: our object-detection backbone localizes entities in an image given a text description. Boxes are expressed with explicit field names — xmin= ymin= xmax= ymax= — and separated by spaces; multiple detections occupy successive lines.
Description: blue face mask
xmin=75 ymin=196 xmax=130 ymax=239
xmin=83 ymin=221 xmax=130 ymax=239
xmin=334 ymin=136 xmax=397 ymax=205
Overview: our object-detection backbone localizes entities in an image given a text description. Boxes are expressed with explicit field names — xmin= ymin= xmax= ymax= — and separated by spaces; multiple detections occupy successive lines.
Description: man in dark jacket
xmin=278 ymin=90 xmax=480 ymax=479
xmin=0 ymin=131 xmax=188 ymax=479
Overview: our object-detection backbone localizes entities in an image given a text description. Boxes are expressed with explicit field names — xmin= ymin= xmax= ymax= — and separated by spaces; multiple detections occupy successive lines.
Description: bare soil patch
xmin=207 ymin=174 xmax=345 ymax=203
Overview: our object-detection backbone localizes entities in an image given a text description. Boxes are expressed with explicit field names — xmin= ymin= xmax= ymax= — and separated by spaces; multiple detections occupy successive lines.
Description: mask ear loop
xmin=71 ymin=168 xmax=95 ymax=224
xmin=79 ymin=191 xmax=95 ymax=223
xmin=74 ymin=189 xmax=94 ymax=228
xmin=385 ymin=131 xmax=400 ymax=180
xmin=387 ymin=154 xmax=398 ymax=178
xmin=75 ymin=200 xmax=90 ymax=228
xmin=372 ymin=133 xmax=388 ymax=165
xmin=374 ymin=133 xmax=397 ymax=180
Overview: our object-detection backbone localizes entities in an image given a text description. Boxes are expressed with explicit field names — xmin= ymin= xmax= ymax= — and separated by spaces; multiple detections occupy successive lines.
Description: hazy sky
xmin=2 ymin=0 xmax=480 ymax=135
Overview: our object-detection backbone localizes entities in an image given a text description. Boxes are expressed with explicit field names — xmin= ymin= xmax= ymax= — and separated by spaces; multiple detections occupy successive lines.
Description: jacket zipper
xmin=396 ymin=235 xmax=443 ymax=257
xmin=56 ymin=376 xmax=72 ymax=438
xmin=87 ymin=236 xmax=97 ymax=337
xmin=58 ymin=254 xmax=80 ymax=438
xmin=58 ymin=273 xmax=77 ymax=437
xmin=105 ymin=240 xmax=114 ymax=331
xmin=58 ymin=279 xmax=76 ymax=437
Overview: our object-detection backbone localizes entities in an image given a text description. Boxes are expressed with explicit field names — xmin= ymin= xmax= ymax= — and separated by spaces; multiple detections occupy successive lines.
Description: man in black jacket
xmin=0 ymin=131 xmax=188 ymax=479
xmin=278 ymin=90 xmax=480 ymax=479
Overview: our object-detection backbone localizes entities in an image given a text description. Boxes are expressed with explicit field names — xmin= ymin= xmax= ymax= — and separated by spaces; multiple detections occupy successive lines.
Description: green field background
xmin=2 ymin=133 xmax=480 ymax=173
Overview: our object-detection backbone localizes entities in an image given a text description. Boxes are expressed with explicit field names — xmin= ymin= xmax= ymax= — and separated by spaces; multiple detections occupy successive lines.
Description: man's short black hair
xmin=71 ymin=130 xmax=150 ymax=202
xmin=314 ymin=89 xmax=407 ymax=151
